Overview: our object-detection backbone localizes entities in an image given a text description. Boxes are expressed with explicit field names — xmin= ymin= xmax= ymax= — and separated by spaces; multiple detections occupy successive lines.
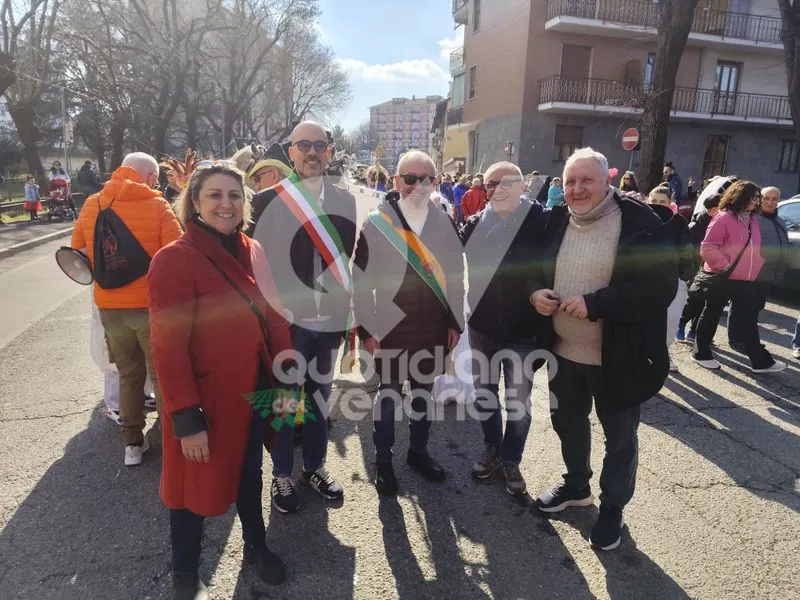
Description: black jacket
xmin=247 ymin=175 xmax=357 ymax=331
xmin=688 ymin=210 xmax=712 ymax=246
xmin=461 ymin=199 xmax=546 ymax=343
xmin=353 ymin=193 xmax=464 ymax=357
xmin=651 ymin=204 xmax=695 ymax=282
xmin=531 ymin=193 xmax=678 ymax=415
xmin=757 ymin=212 xmax=790 ymax=284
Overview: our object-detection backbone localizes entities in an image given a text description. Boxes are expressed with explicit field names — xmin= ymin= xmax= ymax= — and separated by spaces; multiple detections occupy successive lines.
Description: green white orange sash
xmin=274 ymin=172 xmax=351 ymax=292
xmin=368 ymin=209 xmax=448 ymax=310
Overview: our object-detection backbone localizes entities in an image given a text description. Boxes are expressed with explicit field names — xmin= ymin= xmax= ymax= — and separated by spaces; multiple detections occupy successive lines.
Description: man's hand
xmin=531 ymin=289 xmax=561 ymax=316
xmin=363 ymin=337 xmax=380 ymax=356
xmin=180 ymin=430 xmax=210 ymax=463
xmin=560 ymin=296 xmax=588 ymax=320
xmin=447 ymin=328 xmax=460 ymax=351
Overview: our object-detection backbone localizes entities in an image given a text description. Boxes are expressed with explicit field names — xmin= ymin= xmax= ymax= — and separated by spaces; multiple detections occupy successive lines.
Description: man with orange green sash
xmin=248 ymin=121 xmax=357 ymax=514
xmin=353 ymin=150 xmax=464 ymax=497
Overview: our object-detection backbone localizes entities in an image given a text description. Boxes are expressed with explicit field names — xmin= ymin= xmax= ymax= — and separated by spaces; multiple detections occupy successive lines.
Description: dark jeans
xmin=270 ymin=326 xmax=340 ymax=476
xmin=170 ymin=413 xmax=266 ymax=574
xmin=374 ymin=379 xmax=434 ymax=463
xmin=549 ymin=355 xmax=641 ymax=509
xmin=793 ymin=315 xmax=800 ymax=349
xmin=680 ymin=288 xmax=705 ymax=334
xmin=469 ymin=328 xmax=536 ymax=465
xmin=693 ymin=280 xmax=773 ymax=369
xmin=728 ymin=281 xmax=769 ymax=345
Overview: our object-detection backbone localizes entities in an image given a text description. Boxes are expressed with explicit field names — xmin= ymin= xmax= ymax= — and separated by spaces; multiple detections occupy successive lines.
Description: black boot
xmin=407 ymin=449 xmax=446 ymax=481
xmin=243 ymin=542 xmax=286 ymax=585
xmin=172 ymin=572 xmax=209 ymax=600
xmin=375 ymin=461 xmax=397 ymax=496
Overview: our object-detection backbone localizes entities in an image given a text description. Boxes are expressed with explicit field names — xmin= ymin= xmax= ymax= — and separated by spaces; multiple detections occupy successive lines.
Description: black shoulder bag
xmin=689 ymin=222 xmax=752 ymax=297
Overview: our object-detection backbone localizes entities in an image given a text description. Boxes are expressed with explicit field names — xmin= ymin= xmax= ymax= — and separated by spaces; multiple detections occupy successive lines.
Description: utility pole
xmin=61 ymin=87 xmax=70 ymax=171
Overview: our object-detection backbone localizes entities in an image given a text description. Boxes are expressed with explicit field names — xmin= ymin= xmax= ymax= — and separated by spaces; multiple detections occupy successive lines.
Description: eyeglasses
xmin=293 ymin=139 xmax=329 ymax=153
xmin=399 ymin=174 xmax=436 ymax=186
xmin=485 ymin=177 xmax=522 ymax=191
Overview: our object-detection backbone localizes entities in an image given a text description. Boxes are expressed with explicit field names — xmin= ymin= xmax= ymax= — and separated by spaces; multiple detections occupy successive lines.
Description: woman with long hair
xmin=691 ymin=180 xmax=786 ymax=373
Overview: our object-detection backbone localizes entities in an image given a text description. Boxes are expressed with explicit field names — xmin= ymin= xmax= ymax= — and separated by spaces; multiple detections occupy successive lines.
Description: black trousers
xmin=549 ymin=356 xmax=641 ymax=509
xmin=693 ymin=280 xmax=773 ymax=369
xmin=680 ymin=288 xmax=705 ymax=332
xmin=728 ymin=281 xmax=770 ymax=345
xmin=170 ymin=413 xmax=266 ymax=574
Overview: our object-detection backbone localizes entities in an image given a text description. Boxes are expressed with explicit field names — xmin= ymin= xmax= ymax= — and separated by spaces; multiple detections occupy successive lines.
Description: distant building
xmin=369 ymin=95 xmax=445 ymax=170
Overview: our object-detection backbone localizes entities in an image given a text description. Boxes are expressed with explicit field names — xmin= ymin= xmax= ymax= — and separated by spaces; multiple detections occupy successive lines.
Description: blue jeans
xmin=793 ymin=315 xmax=800 ymax=349
xmin=374 ymin=379 xmax=434 ymax=463
xmin=270 ymin=326 xmax=341 ymax=477
xmin=469 ymin=328 xmax=536 ymax=465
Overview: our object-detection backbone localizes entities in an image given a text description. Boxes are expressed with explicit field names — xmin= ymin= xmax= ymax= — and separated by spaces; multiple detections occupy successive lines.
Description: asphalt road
xmin=1 ymin=230 xmax=799 ymax=599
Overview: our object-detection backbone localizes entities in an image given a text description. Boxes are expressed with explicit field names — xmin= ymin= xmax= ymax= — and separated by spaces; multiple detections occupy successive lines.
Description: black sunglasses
xmin=485 ymin=177 xmax=522 ymax=191
xmin=293 ymin=139 xmax=329 ymax=153
xmin=399 ymin=174 xmax=436 ymax=186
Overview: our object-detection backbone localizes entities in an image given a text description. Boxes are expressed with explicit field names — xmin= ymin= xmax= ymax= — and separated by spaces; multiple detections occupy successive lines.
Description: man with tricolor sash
xmin=353 ymin=150 xmax=464 ymax=497
xmin=249 ymin=121 xmax=357 ymax=514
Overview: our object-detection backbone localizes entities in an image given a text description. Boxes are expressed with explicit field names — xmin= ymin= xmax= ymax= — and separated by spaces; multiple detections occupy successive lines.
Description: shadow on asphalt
xmin=0 ymin=408 xmax=235 ymax=600
xmin=344 ymin=397 xmax=690 ymax=600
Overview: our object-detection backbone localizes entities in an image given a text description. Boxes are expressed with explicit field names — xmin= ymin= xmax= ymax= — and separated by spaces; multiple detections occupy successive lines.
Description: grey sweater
xmin=552 ymin=189 xmax=622 ymax=365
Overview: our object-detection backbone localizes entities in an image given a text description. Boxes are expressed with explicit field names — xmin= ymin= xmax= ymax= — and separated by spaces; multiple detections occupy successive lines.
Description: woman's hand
xmin=180 ymin=431 xmax=210 ymax=463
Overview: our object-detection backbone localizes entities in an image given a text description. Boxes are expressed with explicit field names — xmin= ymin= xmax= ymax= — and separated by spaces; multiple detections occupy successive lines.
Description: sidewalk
xmin=0 ymin=218 xmax=74 ymax=259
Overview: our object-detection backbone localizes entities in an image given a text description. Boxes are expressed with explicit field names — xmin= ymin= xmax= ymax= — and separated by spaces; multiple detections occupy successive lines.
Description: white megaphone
xmin=55 ymin=246 xmax=93 ymax=285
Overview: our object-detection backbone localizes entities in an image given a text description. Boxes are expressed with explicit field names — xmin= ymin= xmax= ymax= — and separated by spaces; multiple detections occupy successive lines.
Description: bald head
xmin=288 ymin=120 xmax=330 ymax=180
xmin=395 ymin=150 xmax=437 ymax=176
xmin=291 ymin=121 xmax=326 ymax=144
xmin=121 ymin=152 xmax=159 ymax=188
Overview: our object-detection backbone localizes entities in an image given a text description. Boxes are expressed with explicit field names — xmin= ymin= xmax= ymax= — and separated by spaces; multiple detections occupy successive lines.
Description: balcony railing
xmin=453 ymin=0 xmax=468 ymax=13
xmin=546 ymin=0 xmax=782 ymax=45
xmin=447 ymin=106 xmax=464 ymax=126
xmin=538 ymin=76 xmax=791 ymax=121
xmin=450 ymin=47 xmax=465 ymax=73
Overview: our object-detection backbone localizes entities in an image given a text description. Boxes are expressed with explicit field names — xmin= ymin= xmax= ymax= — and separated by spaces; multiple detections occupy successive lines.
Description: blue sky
xmin=317 ymin=0 xmax=462 ymax=132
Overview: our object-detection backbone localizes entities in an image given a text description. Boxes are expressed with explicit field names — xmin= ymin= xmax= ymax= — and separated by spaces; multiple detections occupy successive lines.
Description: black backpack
xmin=92 ymin=196 xmax=152 ymax=289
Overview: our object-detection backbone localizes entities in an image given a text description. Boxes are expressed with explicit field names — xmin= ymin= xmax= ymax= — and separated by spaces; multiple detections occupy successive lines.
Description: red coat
xmin=148 ymin=221 xmax=292 ymax=517
xmin=461 ymin=187 xmax=487 ymax=221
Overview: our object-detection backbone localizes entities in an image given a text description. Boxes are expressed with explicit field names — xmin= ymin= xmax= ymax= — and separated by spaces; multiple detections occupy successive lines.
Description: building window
xmin=473 ymin=0 xmax=481 ymax=31
xmin=468 ymin=65 xmax=477 ymax=100
xmin=553 ymin=125 xmax=583 ymax=162
xmin=777 ymin=139 xmax=799 ymax=173
xmin=643 ymin=53 xmax=655 ymax=87
xmin=702 ymin=135 xmax=730 ymax=181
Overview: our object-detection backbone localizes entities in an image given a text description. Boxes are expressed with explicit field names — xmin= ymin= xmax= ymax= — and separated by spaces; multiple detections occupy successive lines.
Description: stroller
xmin=47 ymin=180 xmax=75 ymax=221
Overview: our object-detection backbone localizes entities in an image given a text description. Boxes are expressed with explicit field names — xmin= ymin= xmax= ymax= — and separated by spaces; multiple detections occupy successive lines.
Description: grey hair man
xmin=529 ymin=147 xmax=676 ymax=551
xmin=353 ymin=149 xmax=464 ymax=496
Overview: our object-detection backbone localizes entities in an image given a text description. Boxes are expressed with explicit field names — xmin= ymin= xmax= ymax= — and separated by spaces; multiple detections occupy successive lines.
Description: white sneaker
xmin=669 ymin=358 xmax=679 ymax=373
xmin=105 ymin=409 xmax=124 ymax=425
xmin=793 ymin=347 xmax=800 ymax=359
xmin=124 ymin=437 xmax=151 ymax=466
xmin=693 ymin=357 xmax=721 ymax=370
xmin=752 ymin=361 xmax=788 ymax=374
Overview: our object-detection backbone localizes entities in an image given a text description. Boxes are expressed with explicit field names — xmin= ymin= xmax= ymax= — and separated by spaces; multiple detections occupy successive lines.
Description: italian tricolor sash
xmin=274 ymin=172 xmax=352 ymax=292
xmin=368 ymin=209 xmax=448 ymax=310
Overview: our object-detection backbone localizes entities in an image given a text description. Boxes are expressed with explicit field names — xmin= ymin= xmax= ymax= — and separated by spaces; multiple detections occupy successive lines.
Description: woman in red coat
xmin=148 ymin=165 xmax=293 ymax=599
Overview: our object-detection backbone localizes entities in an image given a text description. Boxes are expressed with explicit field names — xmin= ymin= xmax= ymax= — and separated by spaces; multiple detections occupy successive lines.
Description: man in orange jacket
xmin=461 ymin=177 xmax=488 ymax=222
xmin=72 ymin=152 xmax=182 ymax=466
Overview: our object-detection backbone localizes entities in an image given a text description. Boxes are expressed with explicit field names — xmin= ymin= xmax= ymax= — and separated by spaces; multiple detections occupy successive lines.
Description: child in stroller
xmin=47 ymin=180 xmax=77 ymax=220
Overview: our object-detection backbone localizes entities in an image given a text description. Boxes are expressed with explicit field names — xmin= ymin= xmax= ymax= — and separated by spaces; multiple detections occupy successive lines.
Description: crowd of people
xmin=64 ymin=120 xmax=798 ymax=599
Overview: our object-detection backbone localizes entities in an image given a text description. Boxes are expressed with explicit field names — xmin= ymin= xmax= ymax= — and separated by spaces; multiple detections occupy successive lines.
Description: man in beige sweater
xmin=530 ymin=148 xmax=676 ymax=551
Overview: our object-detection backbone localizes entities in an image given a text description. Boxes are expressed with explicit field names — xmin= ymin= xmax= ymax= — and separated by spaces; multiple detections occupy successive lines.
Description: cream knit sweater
xmin=552 ymin=189 xmax=622 ymax=365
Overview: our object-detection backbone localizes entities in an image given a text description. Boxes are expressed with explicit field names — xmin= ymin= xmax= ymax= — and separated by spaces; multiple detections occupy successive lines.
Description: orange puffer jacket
xmin=71 ymin=165 xmax=183 ymax=309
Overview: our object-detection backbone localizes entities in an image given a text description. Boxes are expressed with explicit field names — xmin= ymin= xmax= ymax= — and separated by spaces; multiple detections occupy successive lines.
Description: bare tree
xmin=636 ymin=0 xmax=700 ymax=193
xmin=1 ymin=0 xmax=61 ymax=178
xmin=778 ymin=0 xmax=800 ymax=192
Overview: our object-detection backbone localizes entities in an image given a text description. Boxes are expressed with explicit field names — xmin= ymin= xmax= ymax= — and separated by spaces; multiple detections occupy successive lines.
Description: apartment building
xmin=370 ymin=96 xmax=445 ymax=170
xmin=447 ymin=0 xmax=797 ymax=191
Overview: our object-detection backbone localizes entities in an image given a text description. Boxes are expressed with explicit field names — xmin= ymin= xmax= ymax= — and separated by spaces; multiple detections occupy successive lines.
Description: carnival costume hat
xmin=247 ymin=143 xmax=293 ymax=179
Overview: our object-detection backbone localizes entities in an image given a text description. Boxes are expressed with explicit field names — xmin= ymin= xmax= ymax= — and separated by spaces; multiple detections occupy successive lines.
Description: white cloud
xmin=438 ymin=28 xmax=464 ymax=60
xmin=336 ymin=58 xmax=449 ymax=83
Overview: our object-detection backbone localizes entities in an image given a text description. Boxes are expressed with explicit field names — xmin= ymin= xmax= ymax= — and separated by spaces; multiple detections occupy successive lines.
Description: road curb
xmin=0 ymin=226 xmax=74 ymax=260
